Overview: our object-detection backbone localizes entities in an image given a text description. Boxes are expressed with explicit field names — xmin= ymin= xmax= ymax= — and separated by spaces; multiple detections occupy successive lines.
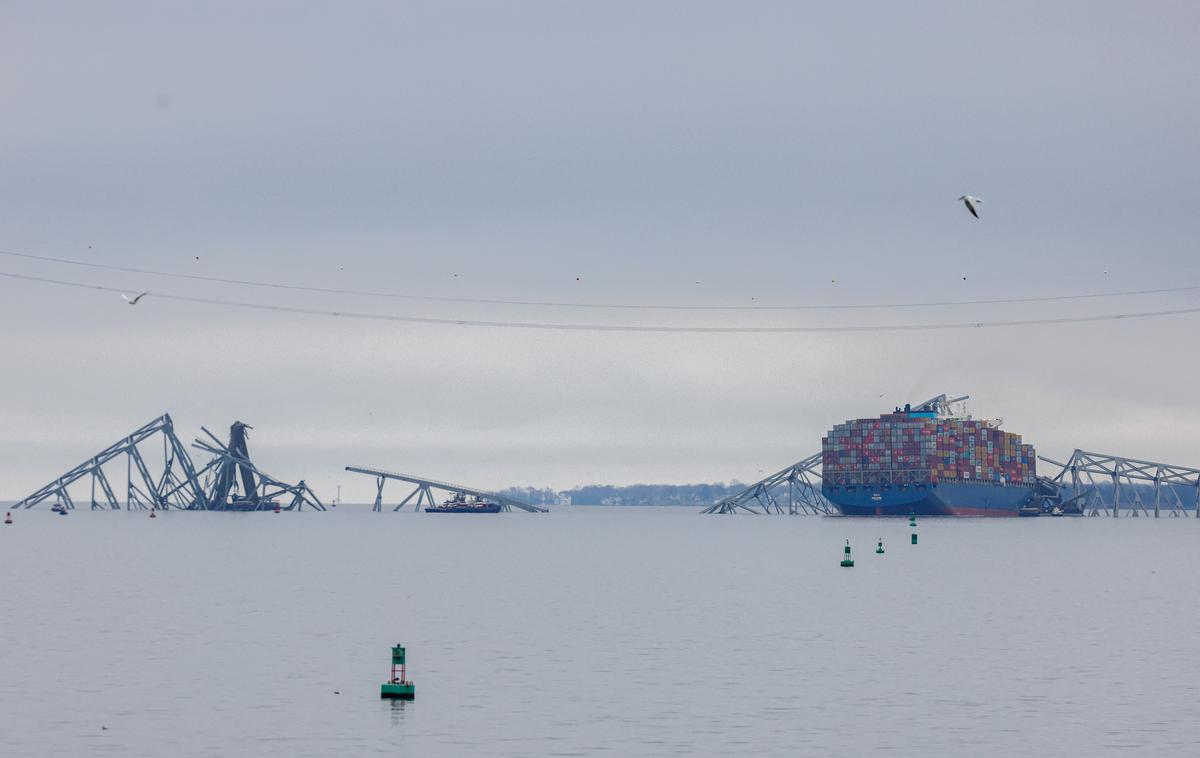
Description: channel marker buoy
xmin=149 ymin=508 xmax=156 ymax=519
xmin=911 ymin=532 xmax=918 ymax=545
xmin=840 ymin=540 xmax=854 ymax=568
xmin=876 ymin=539 xmax=884 ymax=554
xmin=3 ymin=512 xmax=11 ymax=525
xmin=380 ymin=644 xmax=415 ymax=699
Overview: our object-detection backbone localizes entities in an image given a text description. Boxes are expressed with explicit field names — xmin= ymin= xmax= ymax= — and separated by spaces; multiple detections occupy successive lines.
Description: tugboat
xmin=425 ymin=493 xmax=502 ymax=514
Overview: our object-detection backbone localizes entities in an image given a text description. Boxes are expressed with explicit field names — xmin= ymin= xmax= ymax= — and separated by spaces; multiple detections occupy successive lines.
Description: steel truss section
xmin=702 ymin=453 xmax=835 ymax=515
xmin=12 ymin=414 xmax=207 ymax=510
xmin=193 ymin=427 xmax=325 ymax=511
xmin=1040 ymin=450 xmax=1200 ymax=518
xmin=344 ymin=465 xmax=548 ymax=512
xmin=13 ymin=415 xmax=322 ymax=511
xmin=911 ymin=393 xmax=970 ymax=416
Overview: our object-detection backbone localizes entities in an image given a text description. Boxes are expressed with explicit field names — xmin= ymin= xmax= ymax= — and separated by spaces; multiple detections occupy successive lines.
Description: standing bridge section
xmin=345 ymin=465 xmax=548 ymax=512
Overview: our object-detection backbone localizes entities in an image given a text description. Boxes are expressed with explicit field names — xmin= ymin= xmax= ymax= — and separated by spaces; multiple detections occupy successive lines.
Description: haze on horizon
xmin=1 ymin=1 xmax=1198 ymax=501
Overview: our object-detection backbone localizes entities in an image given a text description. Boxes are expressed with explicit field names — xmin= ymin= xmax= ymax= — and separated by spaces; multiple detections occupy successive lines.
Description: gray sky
xmin=2 ymin=1 xmax=1198 ymax=500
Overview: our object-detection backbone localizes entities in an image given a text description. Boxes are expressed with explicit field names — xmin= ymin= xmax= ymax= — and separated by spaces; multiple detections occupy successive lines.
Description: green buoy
xmin=909 ymin=509 xmax=917 ymax=528
xmin=840 ymin=540 xmax=854 ymax=568
xmin=876 ymin=538 xmax=884 ymax=554
xmin=911 ymin=532 xmax=918 ymax=545
xmin=380 ymin=644 xmax=415 ymax=699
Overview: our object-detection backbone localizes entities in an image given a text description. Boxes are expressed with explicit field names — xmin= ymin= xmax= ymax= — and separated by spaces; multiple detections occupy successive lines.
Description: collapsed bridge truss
xmin=1040 ymin=449 xmax=1200 ymax=517
xmin=12 ymin=414 xmax=323 ymax=511
xmin=345 ymin=465 xmax=548 ymax=513
xmin=701 ymin=453 xmax=835 ymax=515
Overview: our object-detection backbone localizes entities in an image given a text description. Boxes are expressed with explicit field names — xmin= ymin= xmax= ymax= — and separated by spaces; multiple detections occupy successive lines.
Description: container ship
xmin=821 ymin=394 xmax=1036 ymax=516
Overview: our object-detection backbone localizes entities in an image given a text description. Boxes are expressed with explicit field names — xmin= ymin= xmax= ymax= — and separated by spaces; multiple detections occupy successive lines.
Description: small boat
xmin=1018 ymin=504 xmax=1041 ymax=517
xmin=51 ymin=504 xmax=68 ymax=515
xmin=1050 ymin=505 xmax=1064 ymax=517
xmin=425 ymin=493 xmax=502 ymax=514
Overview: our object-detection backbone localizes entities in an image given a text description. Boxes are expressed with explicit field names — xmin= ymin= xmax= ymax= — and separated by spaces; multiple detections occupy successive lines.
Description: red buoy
xmin=149 ymin=509 xmax=157 ymax=519
xmin=3 ymin=512 xmax=11 ymax=525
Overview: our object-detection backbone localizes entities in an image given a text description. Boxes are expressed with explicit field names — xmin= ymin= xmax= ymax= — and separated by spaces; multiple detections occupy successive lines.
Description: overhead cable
xmin=1 ymin=247 xmax=1194 ymax=312
xmin=3 ymin=269 xmax=1199 ymax=334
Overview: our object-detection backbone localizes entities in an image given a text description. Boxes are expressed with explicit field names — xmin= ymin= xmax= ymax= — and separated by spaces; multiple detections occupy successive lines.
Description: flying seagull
xmin=121 ymin=291 xmax=148 ymax=305
xmin=958 ymin=195 xmax=983 ymax=219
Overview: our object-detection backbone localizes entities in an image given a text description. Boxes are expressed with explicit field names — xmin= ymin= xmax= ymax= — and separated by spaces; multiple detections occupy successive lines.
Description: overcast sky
xmin=2 ymin=1 xmax=1198 ymax=501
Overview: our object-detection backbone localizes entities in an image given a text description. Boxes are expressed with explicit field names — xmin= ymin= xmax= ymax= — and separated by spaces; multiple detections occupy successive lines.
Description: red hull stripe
xmin=941 ymin=506 xmax=1019 ymax=517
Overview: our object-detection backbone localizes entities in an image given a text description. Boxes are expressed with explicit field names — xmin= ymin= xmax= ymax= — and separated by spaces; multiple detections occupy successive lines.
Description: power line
xmin=3 ymin=269 xmax=1199 ymax=334
xmin=1 ymin=247 xmax=1195 ymax=311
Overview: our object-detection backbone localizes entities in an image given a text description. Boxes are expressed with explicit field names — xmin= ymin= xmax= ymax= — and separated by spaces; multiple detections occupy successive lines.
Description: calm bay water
xmin=1 ymin=506 xmax=1198 ymax=757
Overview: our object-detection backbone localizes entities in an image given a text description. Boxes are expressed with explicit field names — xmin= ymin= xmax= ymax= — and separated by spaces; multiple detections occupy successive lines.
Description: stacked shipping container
xmin=822 ymin=412 xmax=1035 ymax=485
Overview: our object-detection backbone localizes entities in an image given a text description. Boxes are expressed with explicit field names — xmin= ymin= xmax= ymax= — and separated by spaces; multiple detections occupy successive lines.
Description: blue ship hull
xmin=824 ymin=480 xmax=1034 ymax=516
